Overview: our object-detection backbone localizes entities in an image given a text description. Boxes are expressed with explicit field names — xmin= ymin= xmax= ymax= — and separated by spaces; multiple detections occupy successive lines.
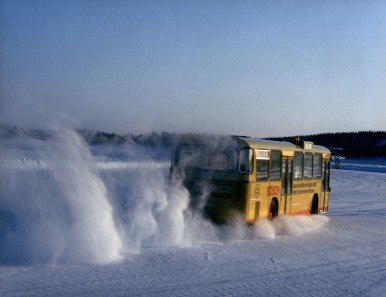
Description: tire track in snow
xmin=126 ymin=238 xmax=386 ymax=297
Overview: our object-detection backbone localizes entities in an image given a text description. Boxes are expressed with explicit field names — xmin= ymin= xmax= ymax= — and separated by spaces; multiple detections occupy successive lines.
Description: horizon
xmin=1 ymin=1 xmax=386 ymax=138
xmin=1 ymin=122 xmax=385 ymax=141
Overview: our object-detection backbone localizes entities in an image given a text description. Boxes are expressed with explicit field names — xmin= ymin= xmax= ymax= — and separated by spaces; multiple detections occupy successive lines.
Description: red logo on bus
xmin=267 ymin=186 xmax=280 ymax=196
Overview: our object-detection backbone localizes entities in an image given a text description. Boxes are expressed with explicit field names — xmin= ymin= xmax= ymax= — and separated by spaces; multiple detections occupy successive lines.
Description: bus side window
xmin=270 ymin=150 xmax=281 ymax=181
xmin=322 ymin=160 xmax=331 ymax=192
xmin=293 ymin=152 xmax=303 ymax=180
xmin=313 ymin=154 xmax=322 ymax=178
xmin=322 ymin=161 xmax=326 ymax=191
xmin=327 ymin=161 xmax=331 ymax=191
xmin=256 ymin=150 xmax=269 ymax=181
xmin=304 ymin=153 xmax=313 ymax=179
xmin=256 ymin=160 xmax=269 ymax=181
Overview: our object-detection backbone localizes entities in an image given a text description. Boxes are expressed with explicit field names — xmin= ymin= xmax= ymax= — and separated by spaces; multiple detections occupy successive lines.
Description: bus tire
xmin=311 ymin=195 xmax=319 ymax=214
xmin=269 ymin=199 xmax=278 ymax=220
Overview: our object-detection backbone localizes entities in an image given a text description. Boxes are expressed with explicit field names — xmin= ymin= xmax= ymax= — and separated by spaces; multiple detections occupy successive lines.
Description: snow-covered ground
xmin=1 ymin=132 xmax=386 ymax=296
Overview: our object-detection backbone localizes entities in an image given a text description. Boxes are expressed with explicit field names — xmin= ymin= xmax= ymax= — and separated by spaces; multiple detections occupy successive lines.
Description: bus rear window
xmin=177 ymin=145 xmax=236 ymax=172
xmin=239 ymin=148 xmax=253 ymax=174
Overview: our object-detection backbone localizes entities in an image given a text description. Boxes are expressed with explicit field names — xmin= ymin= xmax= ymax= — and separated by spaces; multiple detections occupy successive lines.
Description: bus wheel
xmin=269 ymin=199 xmax=278 ymax=220
xmin=311 ymin=195 xmax=319 ymax=214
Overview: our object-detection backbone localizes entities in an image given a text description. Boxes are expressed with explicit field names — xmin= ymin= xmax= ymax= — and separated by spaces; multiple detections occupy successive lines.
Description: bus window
xmin=304 ymin=153 xmax=313 ymax=179
xmin=257 ymin=160 xmax=269 ymax=181
xmin=281 ymin=159 xmax=286 ymax=195
xmin=178 ymin=145 xmax=236 ymax=172
xmin=288 ymin=160 xmax=293 ymax=194
xmin=313 ymin=153 xmax=322 ymax=178
xmin=270 ymin=150 xmax=281 ymax=181
xmin=322 ymin=161 xmax=326 ymax=191
xmin=239 ymin=148 xmax=253 ymax=174
xmin=282 ymin=159 xmax=293 ymax=195
xmin=322 ymin=161 xmax=331 ymax=192
xmin=293 ymin=152 xmax=303 ymax=180
xmin=256 ymin=149 xmax=269 ymax=181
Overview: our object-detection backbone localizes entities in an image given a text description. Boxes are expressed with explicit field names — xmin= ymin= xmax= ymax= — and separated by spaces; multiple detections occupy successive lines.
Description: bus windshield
xmin=177 ymin=145 xmax=236 ymax=172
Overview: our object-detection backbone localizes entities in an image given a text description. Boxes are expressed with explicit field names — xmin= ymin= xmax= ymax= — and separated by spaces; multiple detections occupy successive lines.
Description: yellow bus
xmin=170 ymin=135 xmax=331 ymax=223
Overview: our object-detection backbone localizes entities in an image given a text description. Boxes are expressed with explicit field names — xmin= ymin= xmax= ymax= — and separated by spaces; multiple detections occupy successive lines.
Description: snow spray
xmin=0 ymin=130 xmax=122 ymax=264
xmin=213 ymin=214 xmax=330 ymax=241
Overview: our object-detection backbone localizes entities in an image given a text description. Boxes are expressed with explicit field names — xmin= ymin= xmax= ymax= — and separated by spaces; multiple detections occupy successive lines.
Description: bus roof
xmin=176 ymin=134 xmax=331 ymax=157
xmin=236 ymin=136 xmax=331 ymax=156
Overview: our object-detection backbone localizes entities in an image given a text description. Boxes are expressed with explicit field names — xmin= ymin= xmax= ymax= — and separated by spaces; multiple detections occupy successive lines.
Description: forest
xmin=268 ymin=131 xmax=386 ymax=157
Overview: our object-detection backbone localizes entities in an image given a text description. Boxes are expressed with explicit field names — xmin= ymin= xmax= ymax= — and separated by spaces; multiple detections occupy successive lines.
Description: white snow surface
xmin=1 ymin=133 xmax=386 ymax=296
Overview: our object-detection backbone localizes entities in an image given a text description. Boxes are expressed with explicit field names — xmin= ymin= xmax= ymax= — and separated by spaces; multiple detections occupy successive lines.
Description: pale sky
xmin=1 ymin=0 xmax=386 ymax=137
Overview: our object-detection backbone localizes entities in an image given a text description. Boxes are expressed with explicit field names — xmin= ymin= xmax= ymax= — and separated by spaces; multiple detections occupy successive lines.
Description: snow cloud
xmin=0 ymin=129 xmax=122 ymax=264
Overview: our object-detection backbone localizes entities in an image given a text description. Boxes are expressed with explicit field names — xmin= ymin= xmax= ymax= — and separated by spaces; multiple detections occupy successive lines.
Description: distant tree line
xmin=1 ymin=124 xmax=385 ymax=157
xmin=0 ymin=125 xmax=52 ymax=140
xmin=0 ymin=124 xmax=179 ymax=148
xmin=268 ymin=131 xmax=386 ymax=157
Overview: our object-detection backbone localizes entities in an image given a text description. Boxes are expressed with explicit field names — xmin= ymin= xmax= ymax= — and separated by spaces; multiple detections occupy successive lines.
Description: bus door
xmin=321 ymin=160 xmax=330 ymax=212
xmin=281 ymin=157 xmax=293 ymax=214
